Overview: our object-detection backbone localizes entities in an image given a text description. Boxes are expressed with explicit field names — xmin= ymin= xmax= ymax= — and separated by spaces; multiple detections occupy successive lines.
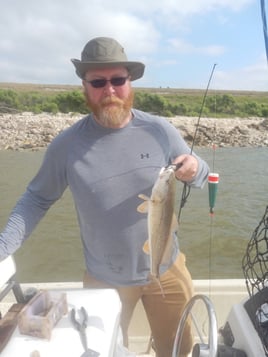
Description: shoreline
xmin=0 ymin=112 xmax=267 ymax=150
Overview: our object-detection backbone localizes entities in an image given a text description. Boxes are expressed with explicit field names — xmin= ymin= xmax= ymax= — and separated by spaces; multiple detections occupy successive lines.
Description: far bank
xmin=0 ymin=112 xmax=267 ymax=150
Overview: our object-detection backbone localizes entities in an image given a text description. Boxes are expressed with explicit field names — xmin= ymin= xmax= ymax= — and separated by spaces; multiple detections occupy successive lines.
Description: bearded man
xmin=0 ymin=37 xmax=209 ymax=357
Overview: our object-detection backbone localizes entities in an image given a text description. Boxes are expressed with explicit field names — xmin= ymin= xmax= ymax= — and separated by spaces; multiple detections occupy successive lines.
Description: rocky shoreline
xmin=0 ymin=112 xmax=267 ymax=150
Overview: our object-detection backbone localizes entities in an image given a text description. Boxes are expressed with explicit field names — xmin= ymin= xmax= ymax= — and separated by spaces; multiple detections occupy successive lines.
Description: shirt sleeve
xmin=160 ymin=117 xmax=209 ymax=188
xmin=0 ymin=139 xmax=68 ymax=260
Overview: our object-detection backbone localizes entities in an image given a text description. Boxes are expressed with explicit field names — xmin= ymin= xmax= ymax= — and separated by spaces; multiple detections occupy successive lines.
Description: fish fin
xmin=138 ymin=193 xmax=150 ymax=201
xmin=143 ymin=240 xmax=150 ymax=254
xmin=137 ymin=201 xmax=148 ymax=213
xmin=137 ymin=194 xmax=150 ymax=213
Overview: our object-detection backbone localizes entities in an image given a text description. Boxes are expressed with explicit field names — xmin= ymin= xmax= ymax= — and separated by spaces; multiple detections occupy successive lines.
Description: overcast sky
xmin=1 ymin=0 xmax=267 ymax=91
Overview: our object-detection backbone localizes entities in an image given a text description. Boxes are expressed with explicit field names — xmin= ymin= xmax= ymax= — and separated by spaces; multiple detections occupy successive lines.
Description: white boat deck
xmin=0 ymin=279 xmax=249 ymax=356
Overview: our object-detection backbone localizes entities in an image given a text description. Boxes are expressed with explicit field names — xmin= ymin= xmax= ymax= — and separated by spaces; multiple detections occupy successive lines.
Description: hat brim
xmin=71 ymin=59 xmax=145 ymax=81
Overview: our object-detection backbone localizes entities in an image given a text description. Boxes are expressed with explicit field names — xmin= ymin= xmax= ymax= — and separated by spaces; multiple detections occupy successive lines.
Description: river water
xmin=0 ymin=147 xmax=267 ymax=283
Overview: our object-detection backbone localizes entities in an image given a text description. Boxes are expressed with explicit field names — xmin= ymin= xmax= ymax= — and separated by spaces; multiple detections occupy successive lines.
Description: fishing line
xmin=208 ymin=122 xmax=219 ymax=289
xmin=175 ymin=64 xmax=219 ymax=302
xmin=177 ymin=63 xmax=217 ymax=223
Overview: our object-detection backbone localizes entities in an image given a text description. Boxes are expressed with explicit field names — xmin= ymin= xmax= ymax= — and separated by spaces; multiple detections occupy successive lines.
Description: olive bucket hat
xmin=71 ymin=37 xmax=145 ymax=81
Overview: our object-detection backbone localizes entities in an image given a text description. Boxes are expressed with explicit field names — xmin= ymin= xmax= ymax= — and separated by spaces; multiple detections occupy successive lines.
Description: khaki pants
xmin=83 ymin=253 xmax=193 ymax=357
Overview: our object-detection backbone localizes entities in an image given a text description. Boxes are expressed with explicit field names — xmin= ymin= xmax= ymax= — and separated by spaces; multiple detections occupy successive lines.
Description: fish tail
xmin=157 ymin=278 xmax=166 ymax=298
xmin=150 ymin=274 xmax=166 ymax=298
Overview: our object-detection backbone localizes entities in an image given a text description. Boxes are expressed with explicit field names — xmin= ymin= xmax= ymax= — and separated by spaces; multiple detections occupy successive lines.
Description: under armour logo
xmin=141 ymin=153 xmax=150 ymax=159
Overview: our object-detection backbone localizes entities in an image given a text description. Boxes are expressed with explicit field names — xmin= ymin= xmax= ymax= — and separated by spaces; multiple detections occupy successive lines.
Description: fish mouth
xmin=159 ymin=162 xmax=182 ymax=175
xmin=165 ymin=162 xmax=183 ymax=171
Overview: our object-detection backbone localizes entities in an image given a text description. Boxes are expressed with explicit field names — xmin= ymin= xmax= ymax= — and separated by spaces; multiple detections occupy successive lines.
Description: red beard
xmin=85 ymin=91 xmax=134 ymax=127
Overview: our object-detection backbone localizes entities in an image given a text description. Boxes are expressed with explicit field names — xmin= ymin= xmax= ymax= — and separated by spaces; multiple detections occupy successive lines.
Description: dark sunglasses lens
xmin=88 ymin=77 xmax=128 ymax=88
xmin=110 ymin=77 xmax=127 ymax=86
xmin=90 ymin=79 xmax=107 ymax=88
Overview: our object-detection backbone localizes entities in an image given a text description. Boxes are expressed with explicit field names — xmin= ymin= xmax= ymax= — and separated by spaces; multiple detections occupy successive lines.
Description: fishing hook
xmin=177 ymin=63 xmax=217 ymax=223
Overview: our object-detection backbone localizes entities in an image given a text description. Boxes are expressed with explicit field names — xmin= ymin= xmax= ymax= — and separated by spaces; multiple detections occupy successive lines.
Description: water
xmin=0 ymin=147 xmax=267 ymax=282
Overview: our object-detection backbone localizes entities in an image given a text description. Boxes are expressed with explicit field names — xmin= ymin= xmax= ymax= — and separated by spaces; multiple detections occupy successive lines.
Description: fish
xmin=137 ymin=165 xmax=179 ymax=295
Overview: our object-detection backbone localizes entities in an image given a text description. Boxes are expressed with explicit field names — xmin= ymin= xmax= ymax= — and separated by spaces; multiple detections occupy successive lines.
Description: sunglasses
xmin=84 ymin=76 xmax=129 ymax=89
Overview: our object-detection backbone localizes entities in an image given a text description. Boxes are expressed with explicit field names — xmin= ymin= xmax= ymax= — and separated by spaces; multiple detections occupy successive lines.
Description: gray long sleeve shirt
xmin=0 ymin=109 xmax=209 ymax=285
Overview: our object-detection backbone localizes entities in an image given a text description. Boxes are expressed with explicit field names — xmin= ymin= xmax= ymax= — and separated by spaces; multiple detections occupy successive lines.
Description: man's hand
xmin=172 ymin=154 xmax=199 ymax=182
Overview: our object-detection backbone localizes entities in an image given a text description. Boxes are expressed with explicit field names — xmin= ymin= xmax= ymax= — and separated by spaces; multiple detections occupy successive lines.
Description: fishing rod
xmin=177 ymin=63 xmax=218 ymax=223
xmin=260 ymin=0 xmax=268 ymax=64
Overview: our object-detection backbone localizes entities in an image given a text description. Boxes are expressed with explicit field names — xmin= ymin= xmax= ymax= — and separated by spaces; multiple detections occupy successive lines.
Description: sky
xmin=0 ymin=0 xmax=267 ymax=91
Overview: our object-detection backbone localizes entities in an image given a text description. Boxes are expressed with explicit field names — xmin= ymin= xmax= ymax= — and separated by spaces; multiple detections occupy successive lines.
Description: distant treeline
xmin=0 ymin=87 xmax=268 ymax=118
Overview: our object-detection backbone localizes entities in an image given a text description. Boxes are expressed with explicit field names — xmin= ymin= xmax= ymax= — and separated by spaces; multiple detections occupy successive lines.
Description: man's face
xmin=83 ymin=66 xmax=134 ymax=128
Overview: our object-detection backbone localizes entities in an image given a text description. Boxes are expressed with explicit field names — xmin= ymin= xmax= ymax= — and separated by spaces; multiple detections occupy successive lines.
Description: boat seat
xmin=0 ymin=256 xmax=25 ymax=304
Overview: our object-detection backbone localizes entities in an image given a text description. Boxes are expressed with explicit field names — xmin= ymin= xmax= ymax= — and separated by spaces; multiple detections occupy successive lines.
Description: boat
xmin=1 ymin=1 xmax=268 ymax=353
xmin=0 ymin=253 xmax=267 ymax=357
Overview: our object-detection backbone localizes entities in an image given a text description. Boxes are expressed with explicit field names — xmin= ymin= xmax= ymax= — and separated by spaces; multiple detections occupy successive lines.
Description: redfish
xmin=137 ymin=165 xmax=178 ymax=294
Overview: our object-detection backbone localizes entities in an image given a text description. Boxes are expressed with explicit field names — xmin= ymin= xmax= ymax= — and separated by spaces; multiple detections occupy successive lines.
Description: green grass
xmin=0 ymin=82 xmax=267 ymax=118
